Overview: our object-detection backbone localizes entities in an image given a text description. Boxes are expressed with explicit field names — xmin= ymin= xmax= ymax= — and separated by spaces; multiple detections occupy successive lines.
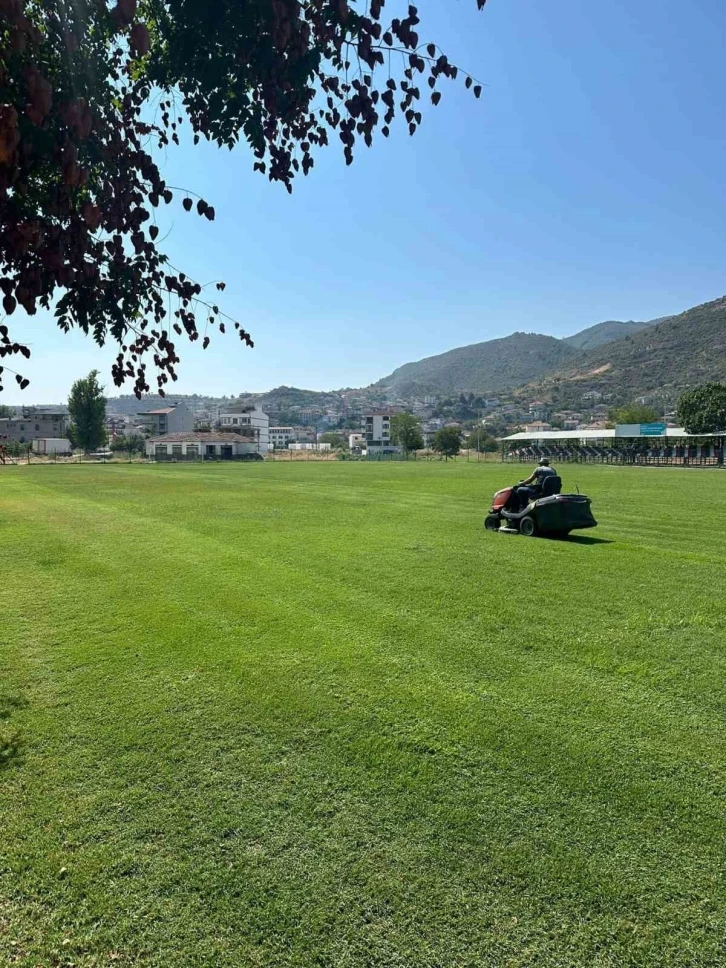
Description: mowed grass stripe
xmin=1 ymin=463 xmax=725 ymax=967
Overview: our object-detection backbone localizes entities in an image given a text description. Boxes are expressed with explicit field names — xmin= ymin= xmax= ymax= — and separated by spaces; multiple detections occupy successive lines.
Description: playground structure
xmin=0 ymin=435 xmax=15 ymax=464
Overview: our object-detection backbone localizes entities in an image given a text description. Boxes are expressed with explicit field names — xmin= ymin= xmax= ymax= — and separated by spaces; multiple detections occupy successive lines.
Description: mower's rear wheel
xmin=484 ymin=514 xmax=500 ymax=532
xmin=519 ymin=516 xmax=537 ymax=537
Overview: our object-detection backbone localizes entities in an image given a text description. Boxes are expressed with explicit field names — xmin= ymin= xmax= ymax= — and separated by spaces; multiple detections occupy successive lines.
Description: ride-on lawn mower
xmin=484 ymin=474 xmax=597 ymax=537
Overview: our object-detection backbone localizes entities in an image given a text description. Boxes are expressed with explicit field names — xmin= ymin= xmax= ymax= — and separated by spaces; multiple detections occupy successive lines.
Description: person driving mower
xmin=514 ymin=458 xmax=557 ymax=508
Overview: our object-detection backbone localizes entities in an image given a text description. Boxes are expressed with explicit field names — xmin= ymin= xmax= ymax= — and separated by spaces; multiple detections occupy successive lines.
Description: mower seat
xmin=540 ymin=475 xmax=562 ymax=498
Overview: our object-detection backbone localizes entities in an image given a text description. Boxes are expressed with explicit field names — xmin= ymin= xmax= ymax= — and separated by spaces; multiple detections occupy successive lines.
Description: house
xmin=577 ymin=420 xmax=610 ymax=431
xmin=363 ymin=410 xmax=400 ymax=453
xmin=421 ymin=418 xmax=445 ymax=447
xmin=297 ymin=407 xmax=322 ymax=426
xmin=193 ymin=409 xmax=215 ymax=430
xmin=524 ymin=421 xmax=552 ymax=433
xmin=348 ymin=433 xmax=366 ymax=453
xmin=107 ymin=414 xmax=142 ymax=438
xmin=145 ymin=432 xmax=263 ymax=461
xmin=528 ymin=401 xmax=551 ymax=420
xmin=217 ymin=405 xmax=269 ymax=453
xmin=138 ymin=402 xmax=194 ymax=436
xmin=269 ymin=426 xmax=316 ymax=449
xmin=0 ymin=408 xmax=69 ymax=443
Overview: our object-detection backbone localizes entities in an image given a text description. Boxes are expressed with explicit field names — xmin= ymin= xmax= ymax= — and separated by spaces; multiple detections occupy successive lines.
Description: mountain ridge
xmin=103 ymin=297 xmax=722 ymax=414
xmin=375 ymin=332 xmax=581 ymax=398
xmin=524 ymin=296 xmax=726 ymax=405
xmin=562 ymin=316 xmax=666 ymax=351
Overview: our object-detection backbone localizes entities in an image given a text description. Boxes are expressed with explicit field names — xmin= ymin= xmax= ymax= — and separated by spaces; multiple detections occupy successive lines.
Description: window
xmin=155 ymin=444 xmax=168 ymax=456
xmin=233 ymin=417 xmax=239 ymax=425
xmin=35 ymin=424 xmax=40 ymax=431
xmin=186 ymin=445 xmax=199 ymax=458
xmin=172 ymin=444 xmax=183 ymax=456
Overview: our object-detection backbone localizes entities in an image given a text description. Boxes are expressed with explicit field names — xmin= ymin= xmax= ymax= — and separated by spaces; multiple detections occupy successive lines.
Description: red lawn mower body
xmin=491 ymin=487 xmax=514 ymax=511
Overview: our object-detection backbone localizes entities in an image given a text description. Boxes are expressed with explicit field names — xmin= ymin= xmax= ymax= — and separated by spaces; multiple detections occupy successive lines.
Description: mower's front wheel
xmin=519 ymin=516 xmax=537 ymax=537
xmin=484 ymin=514 xmax=501 ymax=532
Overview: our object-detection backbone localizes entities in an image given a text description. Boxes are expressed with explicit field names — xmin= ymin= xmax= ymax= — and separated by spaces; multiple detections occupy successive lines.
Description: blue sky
xmin=6 ymin=0 xmax=726 ymax=403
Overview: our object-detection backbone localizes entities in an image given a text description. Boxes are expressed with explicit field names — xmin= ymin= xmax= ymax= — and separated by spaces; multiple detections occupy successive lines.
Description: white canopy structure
xmin=501 ymin=427 xmax=720 ymax=442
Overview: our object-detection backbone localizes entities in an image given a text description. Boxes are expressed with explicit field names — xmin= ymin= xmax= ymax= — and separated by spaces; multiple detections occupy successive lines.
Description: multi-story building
xmin=137 ymin=402 xmax=194 ymax=437
xmin=297 ymin=407 xmax=322 ymax=426
xmin=0 ymin=407 xmax=68 ymax=443
xmin=269 ymin=426 xmax=316 ymax=450
xmin=528 ymin=401 xmax=551 ymax=421
xmin=217 ymin=405 xmax=269 ymax=453
xmin=362 ymin=411 xmax=400 ymax=453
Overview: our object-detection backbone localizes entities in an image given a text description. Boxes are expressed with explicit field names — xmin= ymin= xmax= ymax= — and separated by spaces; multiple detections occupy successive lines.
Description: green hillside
xmin=377 ymin=333 xmax=581 ymax=396
xmin=527 ymin=296 xmax=726 ymax=404
xmin=563 ymin=317 xmax=665 ymax=351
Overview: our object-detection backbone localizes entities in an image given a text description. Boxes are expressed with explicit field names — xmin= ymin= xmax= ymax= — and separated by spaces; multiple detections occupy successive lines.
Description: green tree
xmin=0 ymin=404 xmax=14 ymax=418
xmin=68 ymin=371 xmax=107 ymax=453
xmin=677 ymin=383 xmax=726 ymax=434
xmin=431 ymin=427 xmax=461 ymax=460
xmin=319 ymin=432 xmax=347 ymax=450
xmin=390 ymin=413 xmax=424 ymax=451
xmin=1 ymin=1 xmax=485 ymax=397
xmin=467 ymin=429 xmax=498 ymax=452
xmin=110 ymin=433 xmax=146 ymax=456
xmin=607 ymin=403 xmax=661 ymax=426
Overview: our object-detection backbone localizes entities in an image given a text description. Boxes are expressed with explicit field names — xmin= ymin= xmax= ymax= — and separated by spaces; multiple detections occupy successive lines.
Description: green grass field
xmin=2 ymin=462 xmax=725 ymax=967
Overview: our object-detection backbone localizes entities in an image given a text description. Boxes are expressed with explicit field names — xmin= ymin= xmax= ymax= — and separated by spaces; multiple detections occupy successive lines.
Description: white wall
xmin=146 ymin=438 xmax=262 ymax=459
xmin=364 ymin=413 xmax=391 ymax=446
xmin=218 ymin=408 xmax=270 ymax=452
xmin=31 ymin=438 xmax=72 ymax=455
xmin=168 ymin=403 xmax=194 ymax=433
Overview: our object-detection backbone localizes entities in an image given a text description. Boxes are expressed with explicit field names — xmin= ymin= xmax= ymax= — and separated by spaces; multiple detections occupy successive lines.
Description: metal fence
xmin=503 ymin=445 xmax=724 ymax=468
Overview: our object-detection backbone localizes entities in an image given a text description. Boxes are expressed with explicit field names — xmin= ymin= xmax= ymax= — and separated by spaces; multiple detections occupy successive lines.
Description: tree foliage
xmin=390 ymin=412 xmax=423 ymax=450
xmin=677 ymin=383 xmax=726 ymax=435
xmin=466 ymin=428 xmax=498 ymax=452
xmin=68 ymin=369 xmax=107 ymax=451
xmin=109 ymin=431 xmax=146 ymax=453
xmin=0 ymin=0 xmax=486 ymax=396
xmin=431 ymin=426 xmax=461 ymax=459
xmin=607 ymin=403 xmax=660 ymax=426
xmin=319 ymin=431 xmax=346 ymax=449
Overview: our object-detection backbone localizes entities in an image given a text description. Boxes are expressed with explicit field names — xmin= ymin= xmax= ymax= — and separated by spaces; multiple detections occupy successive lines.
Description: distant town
xmin=0 ymin=382 xmax=670 ymax=461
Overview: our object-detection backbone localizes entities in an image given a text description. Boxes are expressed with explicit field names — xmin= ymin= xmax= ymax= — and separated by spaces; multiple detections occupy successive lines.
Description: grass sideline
xmin=1 ymin=461 xmax=725 ymax=967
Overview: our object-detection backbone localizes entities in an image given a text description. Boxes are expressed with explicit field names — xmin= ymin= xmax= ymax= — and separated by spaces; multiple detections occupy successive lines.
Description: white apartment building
xmin=362 ymin=411 xmax=400 ymax=453
xmin=269 ymin=426 xmax=316 ymax=449
xmin=217 ymin=405 xmax=269 ymax=453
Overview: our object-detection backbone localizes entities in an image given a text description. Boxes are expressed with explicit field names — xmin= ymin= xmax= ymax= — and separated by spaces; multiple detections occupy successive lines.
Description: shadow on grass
xmin=558 ymin=533 xmax=613 ymax=546
xmin=0 ymin=727 xmax=23 ymax=771
xmin=0 ymin=692 xmax=27 ymax=772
